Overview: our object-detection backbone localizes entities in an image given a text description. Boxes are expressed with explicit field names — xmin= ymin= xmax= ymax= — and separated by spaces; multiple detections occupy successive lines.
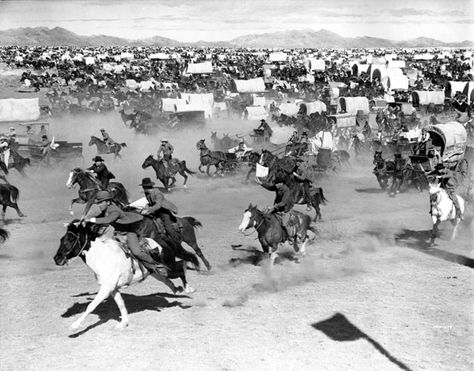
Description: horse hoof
xmin=70 ymin=322 xmax=81 ymax=331
xmin=174 ymin=286 xmax=184 ymax=294
xmin=184 ymin=287 xmax=196 ymax=294
xmin=70 ymin=211 xmax=74 ymax=216
xmin=183 ymin=185 xmax=188 ymax=189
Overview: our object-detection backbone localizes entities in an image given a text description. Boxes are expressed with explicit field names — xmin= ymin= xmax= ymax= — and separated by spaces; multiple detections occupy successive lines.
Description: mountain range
xmin=0 ymin=27 xmax=472 ymax=49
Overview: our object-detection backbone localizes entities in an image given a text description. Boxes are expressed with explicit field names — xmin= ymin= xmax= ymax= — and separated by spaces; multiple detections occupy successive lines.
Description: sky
xmin=0 ymin=0 xmax=472 ymax=42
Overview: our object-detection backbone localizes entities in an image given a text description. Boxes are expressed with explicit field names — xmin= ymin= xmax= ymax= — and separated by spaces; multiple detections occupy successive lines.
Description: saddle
xmin=152 ymin=217 xmax=183 ymax=236
xmin=274 ymin=211 xmax=300 ymax=240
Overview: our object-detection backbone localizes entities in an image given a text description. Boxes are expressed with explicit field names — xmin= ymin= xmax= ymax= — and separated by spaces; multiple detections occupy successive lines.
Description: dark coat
xmin=145 ymin=188 xmax=178 ymax=214
xmin=88 ymin=163 xmax=114 ymax=185
xmin=273 ymin=183 xmax=294 ymax=213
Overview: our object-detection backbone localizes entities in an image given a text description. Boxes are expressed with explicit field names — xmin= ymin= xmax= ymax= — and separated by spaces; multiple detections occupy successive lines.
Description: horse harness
xmin=66 ymin=231 xmax=90 ymax=263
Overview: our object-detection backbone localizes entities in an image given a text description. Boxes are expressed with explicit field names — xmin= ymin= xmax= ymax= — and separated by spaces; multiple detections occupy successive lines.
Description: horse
xmin=373 ymin=151 xmax=396 ymax=190
xmin=0 ymin=183 xmax=25 ymax=219
xmin=127 ymin=199 xmax=211 ymax=271
xmin=8 ymin=149 xmax=30 ymax=177
xmin=54 ymin=221 xmax=197 ymax=330
xmin=66 ymin=168 xmax=129 ymax=215
xmin=141 ymin=155 xmax=195 ymax=190
xmin=196 ymin=139 xmax=227 ymax=176
xmin=428 ymin=180 xmax=465 ymax=244
xmin=257 ymin=149 xmax=298 ymax=190
xmin=238 ymin=204 xmax=316 ymax=265
xmin=286 ymin=177 xmax=328 ymax=221
xmin=88 ymin=136 xmax=127 ymax=159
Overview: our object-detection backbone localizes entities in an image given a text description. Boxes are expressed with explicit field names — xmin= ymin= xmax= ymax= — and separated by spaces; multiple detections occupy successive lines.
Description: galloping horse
xmin=54 ymin=221 xmax=197 ymax=330
xmin=196 ymin=139 xmax=227 ymax=176
xmin=8 ymin=149 xmax=30 ymax=177
xmin=238 ymin=204 xmax=315 ymax=265
xmin=373 ymin=151 xmax=396 ymax=189
xmin=127 ymin=198 xmax=212 ymax=271
xmin=66 ymin=168 xmax=129 ymax=215
xmin=0 ymin=183 xmax=25 ymax=219
xmin=257 ymin=149 xmax=298 ymax=190
xmin=141 ymin=155 xmax=195 ymax=190
xmin=428 ymin=180 xmax=465 ymax=244
xmin=88 ymin=136 xmax=127 ymax=159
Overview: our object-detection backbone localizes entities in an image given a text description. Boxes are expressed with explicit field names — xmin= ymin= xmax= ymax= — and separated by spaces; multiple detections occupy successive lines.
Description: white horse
xmin=54 ymin=222 xmax=191 ymax=331
xmin=428 ymin=181 xmax=465 ymax=244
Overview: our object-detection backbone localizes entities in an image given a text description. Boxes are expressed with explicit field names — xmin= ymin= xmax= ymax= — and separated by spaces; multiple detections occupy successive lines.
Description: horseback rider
xmin=255 ymin=119 xmax=272 ymax=141
xmin=268 ymin=180 xmax=299 ymax=240
xmin=100 ymin=128 xmax=117 ymax=152
xmin=157 ymin=139 xmax=174 ymax=170
xmin=139 ymin=177 xmax=181 ymax=242
xmin=40 ymin=135 xmax=53 ymax=165
xmin=429 ymin=164 xmax=463 ymax=220
xmin=87 ymin=156 xmax=115 ymax=189
xmin=84 ymin=190 xmax=169 ymax=275
xmin=0 ymin=136 xmax=10 ymax=169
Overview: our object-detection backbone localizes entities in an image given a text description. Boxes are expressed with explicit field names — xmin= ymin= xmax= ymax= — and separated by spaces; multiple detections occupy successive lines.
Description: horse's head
xmin=210 ymin=131 xmax=217 ymax=140
xmin=196 ymin=139 xmax=207 ymax=150
xmin=66 ymin=168 xmax=83 ymax=188
xmin=259 ymin=149 xmax=272 ymax=165
xmin=88 ymin=136 xmax=99 ymax=146
xmin=54 ymin=221 xmax=94 ymax=266
xmin=428 ymin=177 xmax=442 ymax=199
xmin=239 ymin=203 xmax=260 ymax=232
xmin=142 ymin=154 xmax=155 ymax=169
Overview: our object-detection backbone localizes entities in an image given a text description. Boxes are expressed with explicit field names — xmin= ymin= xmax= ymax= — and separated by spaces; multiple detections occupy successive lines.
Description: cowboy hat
xmin=92 ymin=156 xmax=104 ymax=162
xmin=100 ymin=128 xmax=106 ymax=132
xmin=161 ymin=138 xmax=168 ymax=142
xmin=95 ymin=190 xmax=112 ymax=203
xmin=139 ymin=177 xmax=155 ymax=188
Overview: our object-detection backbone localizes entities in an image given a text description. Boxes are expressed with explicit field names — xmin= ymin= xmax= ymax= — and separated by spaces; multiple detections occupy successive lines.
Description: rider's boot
xmin=127 ymin=233 xmax=170 ymax=276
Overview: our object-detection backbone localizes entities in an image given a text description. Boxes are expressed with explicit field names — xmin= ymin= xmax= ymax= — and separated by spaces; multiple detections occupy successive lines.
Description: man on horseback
xmin=87 ymin=156 xmax=115 ymax=189
xmin=100 ymin=128 xmax=117 ymax=152
xmin=0 ymin=137 xmax=10 ymax=169
xmin=84 ymin=190 xmax=169 ymax=275
xmin=139 ymin=178 xmax=181 ymax=242
xmin=429 ymin=164 xmax=463 ymax=220
xmin=157 ymin=139 xmax=174 ymax=171
xmin=268 ymin=180 xmax=299 ymax=241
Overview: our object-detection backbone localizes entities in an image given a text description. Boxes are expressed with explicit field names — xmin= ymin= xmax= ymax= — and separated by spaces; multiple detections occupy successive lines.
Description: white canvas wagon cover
xmin=0 ymin=98 xmax=40 ymax=122
xmin=426 ymin=121 xmax=467 ymax=161
xmin=233 ymin=78 xmax=266 ymax=93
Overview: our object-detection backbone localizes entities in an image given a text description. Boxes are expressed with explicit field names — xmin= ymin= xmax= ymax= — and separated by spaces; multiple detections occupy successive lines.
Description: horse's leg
xmin=269 ymin=248 xmax=279 ymax=266
xmin=206 ymin=164 xmax=211 ymax=176
xmin=69 ymin=197 xmax=82 ymax=215
xmin=10 ymin=201 xmax=25 ymax=218
xmin=1 ymin=204 xmax=6 ymax=219
xmin=169 ymin=176 xmax=177 ymax=188
xmin=180 ymin=170 xmax=188 ymax=188
xmin=198 ymin=163 xmax=204 ymax=173
xmin=112 ymin=290 xmax=129 ymax=329
xmin=174 ymin=260 xmax=195 ymax=294
xmin=451 ymin=220 xmax=459 ymax=241
xmin=185 ymin=239 xmax=211 ymax=271
xmin=71 ymin=284 xmax=113 ymax=330
xmin=150 ymin=272 xmax=181 ymax=294
xmin=430 ymin=218 xmax=440 ymax=245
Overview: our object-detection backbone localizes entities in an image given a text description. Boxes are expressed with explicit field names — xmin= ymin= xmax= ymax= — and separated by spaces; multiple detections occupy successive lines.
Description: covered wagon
xmin=232 ymin=78 xmax=266 ymax=94
xmin=337 ymin=97 xmax=369 ymax=114
xmin=410 ymin=121 xmax=467 ymax=172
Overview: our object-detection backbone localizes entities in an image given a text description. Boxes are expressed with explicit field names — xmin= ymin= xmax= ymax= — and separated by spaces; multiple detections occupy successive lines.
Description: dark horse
xmin=0 ymin=182 xmax=25 ymax=219
xmin=257 ymin=149 xmax=298 ymax=189
xmin=88 ymin=136 xmax=127 ymax=159
xmin=66 ymin=168 xmax=129 ymax=215
xmin=7 ymin=149 xmax=31 ymax=177
xmin=238 ymin=204 xmax=316 ymax=265
xmin=196 ymin=139 xmax=228 ymax=176
xmin=0 ymin=227 xmax=8 ymax=242
xmin=142 ymin=155 xmax=195 ymax=190
xmin=242 ymin=151 xmax=261 ymax=183
xmin=373 ymin=151 xmax=396 ymax=189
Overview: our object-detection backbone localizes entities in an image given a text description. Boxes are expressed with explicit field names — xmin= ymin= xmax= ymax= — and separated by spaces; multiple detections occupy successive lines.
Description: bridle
xmin=241 ymin=210 xmax=265 ymax=236
xmin=65 ymin=230 xmax=89 ymax=263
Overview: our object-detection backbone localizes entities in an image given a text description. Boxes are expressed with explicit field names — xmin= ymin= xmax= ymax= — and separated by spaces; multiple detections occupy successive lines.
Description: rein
xmin=241 ymin=213 xmax=265 ymax=236
xmin=66 ymin=231 xmax=89 ymax=263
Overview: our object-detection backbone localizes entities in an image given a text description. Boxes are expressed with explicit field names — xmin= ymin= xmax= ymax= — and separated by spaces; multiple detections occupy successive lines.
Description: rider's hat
xmin=95 ymin=191 xmax=112 ymax=203
xmin=161 ymin=138 xmax=168 ymax=142
xmin=100 ymin=128 xmax=106 ymax=132
xmin=92 ymin=155 xmax=104 ymax=162
xmin=139 ymin=177 xmax=155 ymax=188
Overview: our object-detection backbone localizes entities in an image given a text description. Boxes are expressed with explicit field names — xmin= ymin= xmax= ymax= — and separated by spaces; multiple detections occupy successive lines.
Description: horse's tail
xmin=183 ymin=216 xmax=202 ymax=229
xmin=315 ymin=187 xmax=328 ymax=205
xmin=0 ymin=227 xmax=8 ymax=243
xmin=182 ymin=160 xmax=196 ymax=175
xmin=120 ymin=143 xmax=127 ymax=148
xmin=8 ymin=185 xmax=19 ymax=203
xmin=109 ymin=182 xmax=129 ymax=204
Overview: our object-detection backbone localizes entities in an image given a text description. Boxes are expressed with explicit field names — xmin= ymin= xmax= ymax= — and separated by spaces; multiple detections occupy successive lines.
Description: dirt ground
xmin=0 ymin=109 xmax=473 ymax=371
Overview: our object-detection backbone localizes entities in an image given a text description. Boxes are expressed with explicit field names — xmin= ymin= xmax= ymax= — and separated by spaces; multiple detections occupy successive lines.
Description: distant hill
xmin=0 ymin=26 xmax=472 ymax=48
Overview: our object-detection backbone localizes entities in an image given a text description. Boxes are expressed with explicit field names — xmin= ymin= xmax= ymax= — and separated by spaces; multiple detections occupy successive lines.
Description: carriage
xmin=15 ymin=122 xmax=83 ymax=164
xmin=409 ymin=121 xmax=468 ymax=176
